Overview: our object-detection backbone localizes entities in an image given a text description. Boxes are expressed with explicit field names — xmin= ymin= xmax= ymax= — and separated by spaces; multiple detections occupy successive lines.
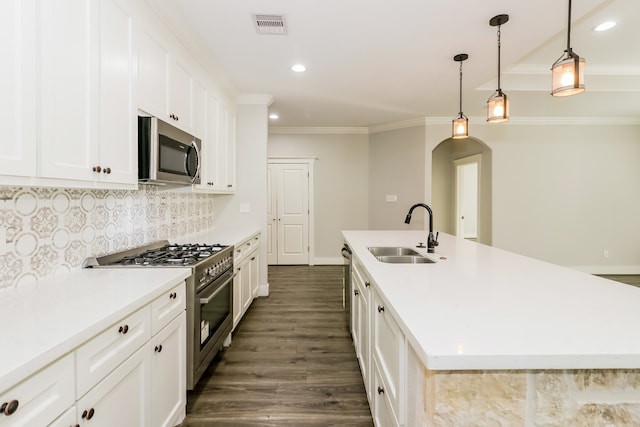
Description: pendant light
xmin=452 ymin=53 xmax=469 ymax=139
xmin=487 ymin=14 xmax=509 ymax=123
xmin=551 ymin=0 xmax=585 ymax=96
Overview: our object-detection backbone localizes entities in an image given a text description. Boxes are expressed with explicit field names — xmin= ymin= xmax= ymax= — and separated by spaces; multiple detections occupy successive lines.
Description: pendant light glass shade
xmin=487 ymin=14 xmax=509 ymax=123
xmin=452 ymin=114 xmax=469 ymax=139
xmin=452 ymin=53 xmax=469 ymax=139
xmin=551 ymin=50 xmax=585 ymax=96
xmin=551 ymin=0 xmax=585 ymax=96
xmin=487 ymin=90 xmax=508 ymax=122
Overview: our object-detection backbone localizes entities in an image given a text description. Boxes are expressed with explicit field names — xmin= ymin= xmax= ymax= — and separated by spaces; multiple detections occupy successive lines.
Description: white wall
xmin=214 ymin=101 xmax=270 ymax=293
xmin=426 ymin=120 xmax=640 ymax=273
xmin=268 ymin=132 xmax=369 ymax=263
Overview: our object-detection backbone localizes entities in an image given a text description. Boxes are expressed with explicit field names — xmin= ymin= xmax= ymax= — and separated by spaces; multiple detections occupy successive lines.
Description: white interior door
xmin=267 ymin=162 xmax=310 ymax=265
xmin=455 ymin=157 xmax=479 ymax=240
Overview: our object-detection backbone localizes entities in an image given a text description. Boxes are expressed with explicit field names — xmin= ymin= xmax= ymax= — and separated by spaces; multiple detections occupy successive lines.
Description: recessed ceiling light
xmin=291 ymin=64 xmax=306 ymax=73
xmin=269 ymin=113 xmax=279 ymax=120
xmin=594 ymin=21 xmax=616 ymax=32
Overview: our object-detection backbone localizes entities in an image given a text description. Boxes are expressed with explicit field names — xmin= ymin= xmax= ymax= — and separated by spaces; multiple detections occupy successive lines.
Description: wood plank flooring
xmin=179 ymin=265 xmax=373 ymax=427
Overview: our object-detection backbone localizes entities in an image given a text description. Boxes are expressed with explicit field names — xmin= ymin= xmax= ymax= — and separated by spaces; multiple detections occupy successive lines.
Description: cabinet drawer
xmin=151 ymin=281 xmax=185 ymax=335
xmin=47 ymin=406 xmax=76 ymax=427
xmin=0 ymin=353 xmax=74 ymax=427
xmin=76 ymin=306 xmax=151 ymax=397
xmin=372 ymin=289 xmax=405 ymax=425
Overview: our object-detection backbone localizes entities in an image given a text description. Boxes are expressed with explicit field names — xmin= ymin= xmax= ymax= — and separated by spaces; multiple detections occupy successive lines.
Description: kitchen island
xmin=343 ymin=230 xmax=640 ymax=426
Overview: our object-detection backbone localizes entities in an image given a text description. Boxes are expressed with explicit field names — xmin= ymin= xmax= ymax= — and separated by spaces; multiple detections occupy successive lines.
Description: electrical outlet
xmin=385 ymin=194 xmax=397 ymax=202
xmin=603 ymin=249 xmax=609 ymax=259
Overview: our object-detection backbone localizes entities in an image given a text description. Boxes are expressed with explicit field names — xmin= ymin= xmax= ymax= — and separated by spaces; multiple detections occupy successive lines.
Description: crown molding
xmin=268 ymin=115 xmax=640 ymax=135
xmin=237 ymin=94 xmax=274 ymax=106
xmin=269 ymin=127 xmax=369 ymax=135
xmin=368 ymin=118 xmax=426 ymax=134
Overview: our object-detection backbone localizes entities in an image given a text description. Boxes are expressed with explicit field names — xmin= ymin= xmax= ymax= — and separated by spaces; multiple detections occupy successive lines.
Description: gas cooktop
xmin=83 ymin=241 xmax=229 ymax=268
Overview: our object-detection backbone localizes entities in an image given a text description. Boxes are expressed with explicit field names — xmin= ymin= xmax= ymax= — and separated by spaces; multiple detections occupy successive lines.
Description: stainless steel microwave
xmin=138 ymin=116 xmax=201 ymax=186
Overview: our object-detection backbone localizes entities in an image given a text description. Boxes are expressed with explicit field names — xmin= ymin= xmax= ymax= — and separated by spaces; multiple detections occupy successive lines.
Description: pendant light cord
xmin=458 ymin=61 xmax=463 ymax=115
xmin=566 ymin=0 xmax=572 ymax=51
xmin=497 ymin=25 xmax=502 ymax=90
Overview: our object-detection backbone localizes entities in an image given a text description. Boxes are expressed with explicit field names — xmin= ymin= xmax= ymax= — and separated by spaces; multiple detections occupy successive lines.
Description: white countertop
xmin=0 ymin=268 xmax=190 ymax=392
xmin=343 ymin=230 xmax=640 ymax=371
xmin=172 ymin=226 xmax=260 ymax=246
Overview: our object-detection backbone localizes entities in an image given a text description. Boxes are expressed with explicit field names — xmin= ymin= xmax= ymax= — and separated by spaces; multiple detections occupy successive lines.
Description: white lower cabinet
xmin=76 ymin=345 xmax=150 ymax=427
xmin=373 ymin=359 xmax=399 ymax=427
xmin=351 ymin=264 xmax=407 ymax=427
xmin=232 ymin=233 xmax=260 ymax=330
xmin=372 ymin=287 xmax=405 ymax=426
xmin=1 ymin=280 xmax=186 ymax=427
xmin=151 ymin=312 xmax=186 ymax=427
xmin=0 ymin=354 xmax=74 ymax=427
xmin=351 ymin=257 xmax=372 ymax=401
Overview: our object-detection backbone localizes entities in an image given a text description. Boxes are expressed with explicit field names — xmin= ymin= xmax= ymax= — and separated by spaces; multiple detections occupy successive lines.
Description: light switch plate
xmin=239 ymin=203 xmax=251 ymax=213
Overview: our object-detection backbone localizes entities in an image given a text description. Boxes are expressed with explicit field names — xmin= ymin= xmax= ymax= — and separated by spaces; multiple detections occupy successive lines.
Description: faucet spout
xmin=404 ymin=203 xmax=438 ymax=253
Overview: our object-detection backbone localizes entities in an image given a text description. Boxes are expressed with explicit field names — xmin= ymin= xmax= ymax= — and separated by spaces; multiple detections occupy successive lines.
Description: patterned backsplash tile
xmin=0 ymin=185 xmax=215 ymax=289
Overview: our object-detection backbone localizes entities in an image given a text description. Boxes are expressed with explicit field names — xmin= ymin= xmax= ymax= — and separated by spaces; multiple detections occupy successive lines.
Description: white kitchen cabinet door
xmin=250 ymin=249 xmax=259 ymax=298
xmin=151 ymin=312 xmax=186 ymax=427
xmin=38 ymin=0 xmax=97 ymax=182
xmin=97 ymin=0 xmax=137 ymax=185
xmin=241 ymin=252 xmax=253 ymax=312
xmin=137 ymin=30 xmax=170 ymax=119
xmin=0 ymin=354 xmax=74 ymax=427
xmin=372 ymin=288 xmax=405 ymax=425
xmin=38 ymin=0 xmax=136 ymax=186
xmin=192 ymin=81 xmax=207 ymax=139
xmin=169 ymin=59 xmax=193 ymax=131
xmin=351 ymin=259 xmax=371 ymax=399
xmin=47 ymin=406 xmax=76 ymax=427
xmin=232 ymin=260 xmax=244 ymax=329
xmin=76 ymin=345 xmax=151 ymax=427
xmin=0 ymin=0 xmax=36 ymax=179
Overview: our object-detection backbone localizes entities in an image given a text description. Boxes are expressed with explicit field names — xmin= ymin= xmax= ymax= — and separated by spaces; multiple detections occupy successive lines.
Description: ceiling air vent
xmin=252 ymin=14 xmax=287 ymax=35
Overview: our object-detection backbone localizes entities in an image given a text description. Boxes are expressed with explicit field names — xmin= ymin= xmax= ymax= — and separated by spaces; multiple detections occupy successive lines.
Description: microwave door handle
xmin=189 ymin=140 xmax=201 ymax=183
xmin=199 ymin=273 xmax=236 ymax=305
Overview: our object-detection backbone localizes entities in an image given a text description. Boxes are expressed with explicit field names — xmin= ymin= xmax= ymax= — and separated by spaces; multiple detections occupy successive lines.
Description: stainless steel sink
xmin=375 ymin=255 xmax=435 ymax=264
xmin=368 ymin=246 xmax=421 ymax=257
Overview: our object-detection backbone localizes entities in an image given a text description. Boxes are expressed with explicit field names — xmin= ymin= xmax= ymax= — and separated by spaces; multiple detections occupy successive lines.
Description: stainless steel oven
xmin=84 ymin=241 xmax=234 ymax=390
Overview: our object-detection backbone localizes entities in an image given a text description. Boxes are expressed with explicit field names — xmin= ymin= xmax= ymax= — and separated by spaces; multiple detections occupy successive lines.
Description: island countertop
xmin=342 ymin=230 xmax=640 ymax=371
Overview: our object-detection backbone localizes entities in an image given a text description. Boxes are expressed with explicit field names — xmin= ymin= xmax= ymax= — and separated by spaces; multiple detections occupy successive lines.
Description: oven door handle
xmin=199 ymin=273 xmax=236 ymax=305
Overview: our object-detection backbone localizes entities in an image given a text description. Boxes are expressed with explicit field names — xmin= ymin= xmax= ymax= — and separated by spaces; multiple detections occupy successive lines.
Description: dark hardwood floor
xmin=180 ymin=265 xmax=373 ymax=427
xmin=599 ymin=275 xmax=640 ymax=288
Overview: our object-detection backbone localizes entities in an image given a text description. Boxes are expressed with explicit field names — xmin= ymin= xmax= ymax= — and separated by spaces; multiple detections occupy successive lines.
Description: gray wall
xmin=368 ymin=125 xmax=426 ymax=230
xmin=267 ymin=132 xmax=369 ymax=263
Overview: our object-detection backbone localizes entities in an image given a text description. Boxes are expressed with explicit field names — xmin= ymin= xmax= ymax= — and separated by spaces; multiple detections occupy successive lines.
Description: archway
xmin=431 ymin=136 xmax=492 ymax=245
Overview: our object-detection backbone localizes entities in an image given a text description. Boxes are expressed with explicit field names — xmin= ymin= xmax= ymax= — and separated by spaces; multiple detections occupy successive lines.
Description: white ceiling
xmin=152 ymin=0 xmax=639 ymax=128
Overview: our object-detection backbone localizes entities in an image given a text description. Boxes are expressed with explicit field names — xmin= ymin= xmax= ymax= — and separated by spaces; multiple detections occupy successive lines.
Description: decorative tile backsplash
xmin=0 ymin=185 xmax=215 ymax=289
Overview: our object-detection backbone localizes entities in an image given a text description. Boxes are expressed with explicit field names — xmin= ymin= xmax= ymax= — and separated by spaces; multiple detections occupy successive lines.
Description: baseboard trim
xmin=258 ymin=283 xmax=270 ymax=297
xmin=313 ymin=257 xmax=343 ymax=265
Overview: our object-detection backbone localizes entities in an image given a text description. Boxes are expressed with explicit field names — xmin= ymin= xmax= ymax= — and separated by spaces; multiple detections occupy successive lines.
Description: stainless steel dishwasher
xmin=341 ymin=243 xmax=352 ymax=333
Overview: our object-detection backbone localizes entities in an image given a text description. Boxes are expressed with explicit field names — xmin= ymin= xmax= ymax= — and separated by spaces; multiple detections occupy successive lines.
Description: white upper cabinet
xmin=0 ymin=0 xmax=36 ymax=178
xmin=38 ymin=0 xmax=136 ymax=186
xmin=137 ymin=29 xmax=170 ymax=122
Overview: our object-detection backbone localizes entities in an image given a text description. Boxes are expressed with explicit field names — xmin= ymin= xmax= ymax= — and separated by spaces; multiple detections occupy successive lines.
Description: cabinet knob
xmin=155 ymin=344 xmax=163 ymax=353
xmin=82 ymin=408 xmax=95 ymax=420
xmin=377 ymin=386 xmax=385 ymax=395
xmin=354 ymin=290 xmax=359 ymax=296
xmin=169 ymin=292 xmax=177 ymax=299
xmin=377 ymin=305 xmax=385 ymax=313
xmin=118 ymin=324 xmax=129 ymax=334
xmin=92 ymin=166 xmax=101 ymax=173
xmin=227 ymin=184 xmax=233 ymax=187
xmin=365 ymin=281 xmax=370 ymax=288
xmin=103 ymin=167 xmax=111 ymax=174
xmin=1 ymin=399 xmax=19 ymax=416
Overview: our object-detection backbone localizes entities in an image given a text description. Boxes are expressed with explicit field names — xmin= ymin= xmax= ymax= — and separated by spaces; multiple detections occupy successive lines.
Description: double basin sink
xmin=368 ymin=247 xmax=435 ymax=264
